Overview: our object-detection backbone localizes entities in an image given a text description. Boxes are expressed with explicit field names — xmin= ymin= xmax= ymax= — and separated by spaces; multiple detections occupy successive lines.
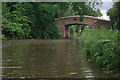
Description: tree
xmin=54 ymin=2 xmax=103 ymax=18
xmin=27 ymin=3 xmax=60 ymax=39
xmin=2 ymin=2 xmax=31 ymax=39
xmin=107 ymin=2 xmax=119 ymax=29
xmin=107 ymin=2 xmax=120 ymax=44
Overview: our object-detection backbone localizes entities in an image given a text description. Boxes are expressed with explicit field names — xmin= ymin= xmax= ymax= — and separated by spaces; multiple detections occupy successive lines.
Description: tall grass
xmin=80 ymin=28 xmax=120 ymax=73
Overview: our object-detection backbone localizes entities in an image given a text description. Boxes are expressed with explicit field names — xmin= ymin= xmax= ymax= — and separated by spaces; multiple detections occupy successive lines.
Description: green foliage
xmin=71 ymin=2 xmax=102 ymax=18
xmin=2 ymin=2 xmax=103 ymax=40
xmin=2 ymin=3 xmax=31 ymax=39
xmin=54 ymin=2 xmax=71 ymax=18
xmin=28 ymin=3 xmax=60 ymax=39
xmin=80 ymin=28 xmax=120 ymax=73
xmin=107 ymin=2 xmax=120 ymax=29
xmin=2 ymin=2 xmax=60 ymax=39
xmin=54 ymin=2 xmax=103 ymax=18
xmin=70 ymin=26 xmax=76 ymax=37
xmin=69 ymin=25 xmax=91 ymax=37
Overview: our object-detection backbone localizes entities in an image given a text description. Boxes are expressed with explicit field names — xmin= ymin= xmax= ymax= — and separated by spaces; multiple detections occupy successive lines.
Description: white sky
xmin=98 ymin=2 xmax=113 ymax=20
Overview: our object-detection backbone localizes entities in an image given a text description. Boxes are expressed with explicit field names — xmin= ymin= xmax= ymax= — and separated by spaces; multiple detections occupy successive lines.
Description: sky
xmin=98 ymin=2 xmax=113 ymax=20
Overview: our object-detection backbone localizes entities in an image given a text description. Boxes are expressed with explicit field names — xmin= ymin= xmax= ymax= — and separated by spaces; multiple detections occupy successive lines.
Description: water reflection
xmin=2 ymin=39 xmax=117 ymax=78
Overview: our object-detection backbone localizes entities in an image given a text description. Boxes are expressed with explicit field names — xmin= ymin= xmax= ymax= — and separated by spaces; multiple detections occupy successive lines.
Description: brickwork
xmin=56 ymin=16 xmax=110 ymax=37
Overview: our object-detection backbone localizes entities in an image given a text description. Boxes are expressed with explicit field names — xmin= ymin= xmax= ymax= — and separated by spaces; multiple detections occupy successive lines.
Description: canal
xmin=2 ymin=39 xmax=118 ymax=78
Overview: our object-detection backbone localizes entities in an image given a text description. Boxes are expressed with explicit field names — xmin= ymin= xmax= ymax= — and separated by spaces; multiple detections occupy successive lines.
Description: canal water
xmin=2 ymin=39 xmax=118 ymax=78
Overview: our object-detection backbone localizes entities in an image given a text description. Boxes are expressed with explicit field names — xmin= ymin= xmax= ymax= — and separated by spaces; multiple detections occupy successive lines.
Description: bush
xmin=80 ymin=28 xmax=120 ymax=73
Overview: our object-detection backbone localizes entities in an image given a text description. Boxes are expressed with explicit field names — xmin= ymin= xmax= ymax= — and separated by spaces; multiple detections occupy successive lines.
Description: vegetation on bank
xmin=79 ymin=2 xmax=120 ymax=73
xmin=80 ymin=28 xmax=120 ymax=73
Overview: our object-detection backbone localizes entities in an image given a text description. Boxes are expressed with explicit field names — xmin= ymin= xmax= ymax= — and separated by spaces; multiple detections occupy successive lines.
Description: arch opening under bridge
xmin=65 ymin=24 xmax=90 ymax=38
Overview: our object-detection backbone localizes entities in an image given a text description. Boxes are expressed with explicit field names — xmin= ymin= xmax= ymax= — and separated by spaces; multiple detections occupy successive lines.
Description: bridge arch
xmin=56 ymin=16 xmax=110 ymax=37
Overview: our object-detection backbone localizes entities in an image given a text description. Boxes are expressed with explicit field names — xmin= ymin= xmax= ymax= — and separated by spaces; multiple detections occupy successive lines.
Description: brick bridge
xmin=56 ymin=16 xmax=110 ymax=38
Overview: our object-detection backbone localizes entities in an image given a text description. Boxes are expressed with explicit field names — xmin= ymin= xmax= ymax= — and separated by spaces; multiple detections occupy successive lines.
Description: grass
xmin=80 ymin=28 xmax=120 ymax=73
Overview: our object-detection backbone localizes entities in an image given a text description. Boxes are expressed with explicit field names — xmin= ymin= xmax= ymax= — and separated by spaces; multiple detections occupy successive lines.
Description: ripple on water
xmin=20 ymin=77 xmax=25 ymax=79
xmin=81 ymin=67 xmax=89 ymax=70
xmin=69 ymin=72 xmax=77 ymax=75
xmin=83 ymin=68 xmax=94 ymax=78
xmin=83 ymin=70 xmax=93 ymax=73
xmin=85 ymin=78 xmax=95 ymax=80
xmin=85 ymin=75 xmax=94 ymax=78
xmin=84 ymin=73 xmax=93 ymax=75
xmin=1 ymin=66 xmax=22 ymax=69
xmin=6 ymin=59 xmax=13 ymax=62
xmin=7 ymin=73 xmax=15 ymax=74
